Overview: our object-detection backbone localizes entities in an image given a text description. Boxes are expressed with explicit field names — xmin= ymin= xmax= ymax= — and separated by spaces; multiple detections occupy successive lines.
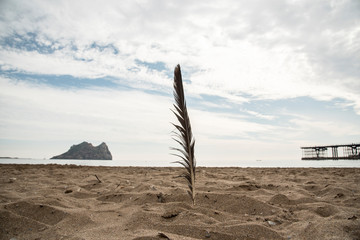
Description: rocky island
xmin=51 ymin=142 xmax=112 ymax=160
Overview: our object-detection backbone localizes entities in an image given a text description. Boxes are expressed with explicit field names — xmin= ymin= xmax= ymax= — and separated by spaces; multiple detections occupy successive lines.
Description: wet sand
xmin=0 ymin=164 xmax=359 ymax=240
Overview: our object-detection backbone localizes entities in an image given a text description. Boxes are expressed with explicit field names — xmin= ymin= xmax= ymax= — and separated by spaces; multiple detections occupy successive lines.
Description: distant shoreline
xmin=1 ymin=158 xmax=360 ymax=168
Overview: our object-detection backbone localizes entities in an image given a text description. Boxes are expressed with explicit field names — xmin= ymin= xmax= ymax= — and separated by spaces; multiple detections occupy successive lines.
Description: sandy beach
xmin=0 ymin=164 xmax=359 ymax=240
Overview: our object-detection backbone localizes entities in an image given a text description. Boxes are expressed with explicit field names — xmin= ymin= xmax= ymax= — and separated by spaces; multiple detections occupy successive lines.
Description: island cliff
xmin=51 ymin=142 xmax=112 ymax=160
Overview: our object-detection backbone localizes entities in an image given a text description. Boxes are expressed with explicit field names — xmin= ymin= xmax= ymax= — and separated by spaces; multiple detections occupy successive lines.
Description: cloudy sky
xmin=0 ymin=0 xmax=359 ymax=166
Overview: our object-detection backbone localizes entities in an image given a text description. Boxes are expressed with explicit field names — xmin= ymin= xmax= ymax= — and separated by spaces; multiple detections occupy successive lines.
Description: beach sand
xmin=0 ymin=164 xmax=359 ymax=240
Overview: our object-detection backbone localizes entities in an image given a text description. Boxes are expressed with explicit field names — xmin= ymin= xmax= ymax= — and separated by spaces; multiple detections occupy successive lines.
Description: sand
xmin=0 ymin=164 xmax=359 ymax=240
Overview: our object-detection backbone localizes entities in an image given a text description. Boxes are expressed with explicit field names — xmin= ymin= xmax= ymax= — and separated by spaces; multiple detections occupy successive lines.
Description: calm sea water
xmin=0 ymin=158 xmax=359 ymax=168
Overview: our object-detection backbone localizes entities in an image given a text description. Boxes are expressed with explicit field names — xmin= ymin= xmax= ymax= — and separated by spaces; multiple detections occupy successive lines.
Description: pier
xmin=301 ymin=143 xmax=360 ymax=160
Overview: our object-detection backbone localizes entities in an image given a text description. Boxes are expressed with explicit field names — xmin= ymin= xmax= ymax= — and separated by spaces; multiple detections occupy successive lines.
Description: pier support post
xmin=331 ymin=146 xmax=338 ymax=159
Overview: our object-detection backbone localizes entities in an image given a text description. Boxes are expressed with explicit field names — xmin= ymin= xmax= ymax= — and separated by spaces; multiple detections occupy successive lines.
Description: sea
xmin=0 ymin=158 xmax=359 ymax=168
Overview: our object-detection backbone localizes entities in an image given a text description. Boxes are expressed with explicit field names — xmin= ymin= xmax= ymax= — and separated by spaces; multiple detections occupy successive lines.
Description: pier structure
xmin=301 ymin=143 xmax=360 ymax=160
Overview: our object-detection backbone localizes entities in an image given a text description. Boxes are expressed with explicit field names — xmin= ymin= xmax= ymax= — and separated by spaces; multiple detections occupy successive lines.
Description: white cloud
xmin=1 ymin=1 xmax=358 ymax=104
xmin=191 ymin=109 xmax=276 ymax=139
xmin=290 ymin=117 xmax=360 ymax=139
xmin=246 ymin=110 xmax=275 ymax=120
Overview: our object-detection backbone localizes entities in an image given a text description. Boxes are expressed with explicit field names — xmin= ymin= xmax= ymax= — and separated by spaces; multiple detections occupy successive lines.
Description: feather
xmin=171 ymin=64 xmax=196 ymax=205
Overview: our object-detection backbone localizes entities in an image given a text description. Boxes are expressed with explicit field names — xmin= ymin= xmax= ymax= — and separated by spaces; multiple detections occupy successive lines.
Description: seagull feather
xmin=171 ymin=64 xmax=196 ymax=205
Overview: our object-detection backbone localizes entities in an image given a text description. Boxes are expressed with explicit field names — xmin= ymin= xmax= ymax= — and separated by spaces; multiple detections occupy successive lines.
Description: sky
xmin=0 ymin=0 xmax=359 ymax=166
